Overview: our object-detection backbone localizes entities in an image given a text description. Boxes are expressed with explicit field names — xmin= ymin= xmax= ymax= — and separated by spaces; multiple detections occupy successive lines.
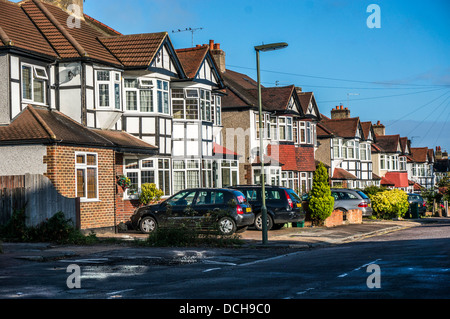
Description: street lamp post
xmin=254 ymin=42 xmax=288 ymax=245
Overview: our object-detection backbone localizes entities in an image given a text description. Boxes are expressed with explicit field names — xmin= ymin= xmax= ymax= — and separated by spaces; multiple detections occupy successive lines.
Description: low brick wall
xmin=324 ymin=210 xmax=343 ymax=227
xmin=345 ymin=209 xmax=362 ymax=224
xmin=324 ymin=209 xmax=362 ymax=227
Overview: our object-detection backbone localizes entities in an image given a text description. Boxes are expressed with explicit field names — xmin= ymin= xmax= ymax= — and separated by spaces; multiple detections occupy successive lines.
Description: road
xmin=1 ymin=219 xmax=449 ymax=303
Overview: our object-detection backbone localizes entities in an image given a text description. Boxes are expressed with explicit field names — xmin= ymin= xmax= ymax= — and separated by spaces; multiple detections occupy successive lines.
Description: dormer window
xmin=21 ymin=63 xmax=48 ymax=105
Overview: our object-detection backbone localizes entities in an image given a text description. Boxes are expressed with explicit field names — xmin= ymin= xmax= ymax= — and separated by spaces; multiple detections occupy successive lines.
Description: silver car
xmin=330 ymin=188 xmax=373 ymax=217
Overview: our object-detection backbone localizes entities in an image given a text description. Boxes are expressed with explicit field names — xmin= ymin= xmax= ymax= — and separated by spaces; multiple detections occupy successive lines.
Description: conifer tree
xmin=309 ymin=162 xmax=334 ymax=223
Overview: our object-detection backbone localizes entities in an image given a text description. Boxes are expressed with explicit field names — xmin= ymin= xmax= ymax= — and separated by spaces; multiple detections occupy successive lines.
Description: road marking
xmin=203 ymin=268 xmax=221 ymax=273
xmin=337 ymin=259 xmax=382 ymax=278
xmin=238 ymin=251 xmax=304 ymax=267
xmin=106 ymin=289 xmax=134 ymax=295
xmin=203 ymin=260 xmax=237 ymax=266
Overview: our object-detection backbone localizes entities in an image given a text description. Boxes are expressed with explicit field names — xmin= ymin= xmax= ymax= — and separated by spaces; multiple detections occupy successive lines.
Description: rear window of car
xmin=356 ymin=191 xmax=369 ymax=199
xmin=287 ymin=189 xmax=301 ymax=201
xmin=233 ymin=191 xmax=248 ymax=204
xmin=408 ymin=195 xmax=423 ymax=201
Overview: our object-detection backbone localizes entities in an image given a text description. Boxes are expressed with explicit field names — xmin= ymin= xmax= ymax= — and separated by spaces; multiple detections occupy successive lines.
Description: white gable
xmin=151 ymin=44 xmax=177 ymax=74
xmin=307 ymin=101 xmax=317 ymax=116
xmin=196 ymin=58 xmax=218 ymax=84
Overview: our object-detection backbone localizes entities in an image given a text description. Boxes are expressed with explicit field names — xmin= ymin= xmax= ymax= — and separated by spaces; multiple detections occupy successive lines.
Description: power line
xmin=316 ymin=88 xmax=446 ymax=104
xmin=386 ymin=90 xmax=450 ymax=127
xmin=228 ymin=64 xmax=450 ymax=88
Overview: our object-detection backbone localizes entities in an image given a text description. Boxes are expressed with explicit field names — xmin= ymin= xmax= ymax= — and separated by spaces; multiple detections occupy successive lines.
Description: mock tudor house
xmin=408 ymin=146 xmax=435 ymax=190
xmin=220 ymin=66 xmax=320 ymax=194
xmin=0 ymin=0 xmax=229 ymax=231
xmin=316 ymin=106 xmax=375 ymax=189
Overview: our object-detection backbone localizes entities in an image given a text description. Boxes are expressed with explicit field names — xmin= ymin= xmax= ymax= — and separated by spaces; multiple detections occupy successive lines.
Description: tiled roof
xmin=410 ymin=147 xmax=429 ymax=163
xmin=332 ymin=168 xmax=357 ymax=180
xmin=360 ymin=122 xmax=373 ymax=141
xmin=0 ymin=105 xmax=157 ymax=153
xmin=267 ymin=144 xmax=316 ymax=172
xmin=98 ymin=32 xmax=167 ymax=67
xmin=320 ymin=117 xmax=361 ymax=138
xmin=267 ymin=144 xmax=297 ymax=171
xmin=383 ymin=172 xmax=409 ymax=188
xmin=176 ymin=45 xmax=209 ymax=79
xmin=0 ymin=0 xmax=57 ymax=57
xmin=247 ymin=85 xmax=298 ymax=112
xmin=375 ymin=135 xmax=400 ymax=153
xmin=213 ymin=142 xmax=240 ymax=158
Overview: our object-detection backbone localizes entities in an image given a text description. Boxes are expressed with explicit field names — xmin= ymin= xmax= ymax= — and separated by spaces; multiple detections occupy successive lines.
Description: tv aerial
xmin=172 ymin=27 xmax=204 ymax=47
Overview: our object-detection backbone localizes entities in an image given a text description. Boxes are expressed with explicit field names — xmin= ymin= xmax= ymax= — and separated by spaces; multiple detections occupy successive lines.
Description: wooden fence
xmin=0 ymin=174 xmax=80 ymax=228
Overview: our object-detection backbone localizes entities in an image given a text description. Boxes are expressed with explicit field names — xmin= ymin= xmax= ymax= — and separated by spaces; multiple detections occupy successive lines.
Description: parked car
xmin=407 ymin=193 xmax=426 ymax=216
xmin=230 ymin=185 xmax=305 ymax=230
xmin=130 ymin=188 xmax=255 ymax=235
xmin=330 ymin=188 xmax=373 ymax=217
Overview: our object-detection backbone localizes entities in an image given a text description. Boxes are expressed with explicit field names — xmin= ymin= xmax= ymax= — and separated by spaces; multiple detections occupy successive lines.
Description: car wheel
xmin=218 ymin=216 xmax=237 ymax=235
xmin=335 ymin=207 xmax=347 ymax=212
xmin=254 ymin=213 xmax=273 ymax=231
xmin=140 ymin=216 xmax=157 ymax=234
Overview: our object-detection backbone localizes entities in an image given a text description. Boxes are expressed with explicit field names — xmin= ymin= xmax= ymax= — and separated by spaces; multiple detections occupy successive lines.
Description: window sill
xmin=80 ymin=199 xmax=101 ymax=203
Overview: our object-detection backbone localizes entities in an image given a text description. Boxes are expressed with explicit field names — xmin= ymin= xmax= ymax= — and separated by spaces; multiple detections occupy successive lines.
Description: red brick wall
xmin=114 ymin=152 xmax=141 ymax=225
xmin=43 ymin=145 xmax=116 ymax=230
xmin=296 ymin=146 xmax=316 ymax=172
xmin=324 ymin=210 xmax=343 ymax=227
xmin=346 ymin=209 xmax=362 ymax=224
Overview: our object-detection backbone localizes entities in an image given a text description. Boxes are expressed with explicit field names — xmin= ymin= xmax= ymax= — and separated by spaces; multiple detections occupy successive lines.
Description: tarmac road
xmin=0 ymin=218 xmax=448 ymax=301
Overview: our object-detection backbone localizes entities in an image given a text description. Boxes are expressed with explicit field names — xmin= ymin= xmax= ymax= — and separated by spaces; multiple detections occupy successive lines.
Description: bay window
xmin=173 ymin=159 xmax=200 ymax=193
xmin=333 ymin=138 xmax=342 ymax=158
xmin=22 ymin=64 xmax=48 ymax=104
xmin=157 ymin=80 xmax=169 ymax=114
xmin=123 ymin=158 xmax=170 ymax=198
xmin=124 ymin=78 xmax=153 ymax=112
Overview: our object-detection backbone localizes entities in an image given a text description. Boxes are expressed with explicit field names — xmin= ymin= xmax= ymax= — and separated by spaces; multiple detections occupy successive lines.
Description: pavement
xmin=0 ymin=218 xmax=430 ymax=264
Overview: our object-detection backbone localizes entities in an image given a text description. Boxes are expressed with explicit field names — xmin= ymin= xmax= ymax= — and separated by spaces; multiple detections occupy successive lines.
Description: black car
xmin=130 ymin=188 xmax=255 ymax=235
xmin=230 ymin=185 xmax=305 ymax=230
xmin=407 ymin=193 xmax=426 ymax=217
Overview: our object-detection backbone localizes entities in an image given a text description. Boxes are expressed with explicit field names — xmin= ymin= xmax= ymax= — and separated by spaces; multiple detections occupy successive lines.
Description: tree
xmin=308 ymin=163 xmax=334 ymax=224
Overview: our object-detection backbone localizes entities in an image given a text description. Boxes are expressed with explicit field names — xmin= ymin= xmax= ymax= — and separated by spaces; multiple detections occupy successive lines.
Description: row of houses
xmin=0 ymin=0 xmax=447 ymax=231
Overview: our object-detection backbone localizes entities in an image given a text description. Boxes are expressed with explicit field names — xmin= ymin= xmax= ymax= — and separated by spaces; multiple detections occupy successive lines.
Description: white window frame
xmin=156 ymin=79 xmax=170 ymax=114
xmin=124 ymin=77 xmax=153 ymax=113
xmin=75 ymin=152 xmax=99 ymax=202
xmin=21 ymin=63 xmax=48 ymax=105
xmin=173 ymin=159 xmax=200 ymax=193
xmin=95 ymin=69 xmax=122 ymax=110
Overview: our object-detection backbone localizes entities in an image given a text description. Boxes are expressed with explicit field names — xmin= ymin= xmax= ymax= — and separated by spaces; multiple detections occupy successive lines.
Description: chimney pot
xmin=209 ymin=39 xmax=214 ymax=49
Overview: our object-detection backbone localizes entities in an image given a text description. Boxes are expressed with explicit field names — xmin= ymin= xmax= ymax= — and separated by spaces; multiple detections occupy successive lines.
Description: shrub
xmin=308 ymin=163 xmax=334 ymax=224
xmin=0 ymin=210 xmax=98 ymax=245
xmin=371 ymin=189 xmax=409 ymax=219
xmin=139 ymin=183 xmax=164 ymax=206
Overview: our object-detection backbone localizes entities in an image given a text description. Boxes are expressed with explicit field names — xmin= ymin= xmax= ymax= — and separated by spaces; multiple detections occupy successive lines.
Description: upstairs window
xmin=22 ymin=64 xmax=48 ymax=105
xmin=124 ymin=78 xmax=153 ymax=112
xmin=157 ymin=80 xmax=169 ymax=114
xmin=96 ymin=70 xmax=121 ymax=110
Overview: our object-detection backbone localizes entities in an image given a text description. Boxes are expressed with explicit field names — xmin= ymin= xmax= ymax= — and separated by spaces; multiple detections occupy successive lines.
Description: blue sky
xmin=14 ymin=0 xmax=450 ymax=152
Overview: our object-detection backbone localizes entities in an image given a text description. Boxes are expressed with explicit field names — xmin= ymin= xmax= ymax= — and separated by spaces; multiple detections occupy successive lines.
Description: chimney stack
xmin=207 ymin=39 xmax=226 ymax=73
xmin=330 ymin=104 xmax=350 ymax=119
xmin=372 ymin=120 xmax=385 ymax=136
xmin=42 ymin=0 xmax=84 ymax=19
xmin=436 ymin=146 xmax=443 ymax=160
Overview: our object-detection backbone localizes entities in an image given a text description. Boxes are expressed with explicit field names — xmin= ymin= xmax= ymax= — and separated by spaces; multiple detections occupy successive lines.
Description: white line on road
xmin=337 ymin=259 xmax=382 ymax=278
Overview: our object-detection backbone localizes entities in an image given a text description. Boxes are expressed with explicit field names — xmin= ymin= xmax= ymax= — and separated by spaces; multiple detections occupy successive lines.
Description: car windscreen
xmin=356 ymin=191 xmax=369 ymax=199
